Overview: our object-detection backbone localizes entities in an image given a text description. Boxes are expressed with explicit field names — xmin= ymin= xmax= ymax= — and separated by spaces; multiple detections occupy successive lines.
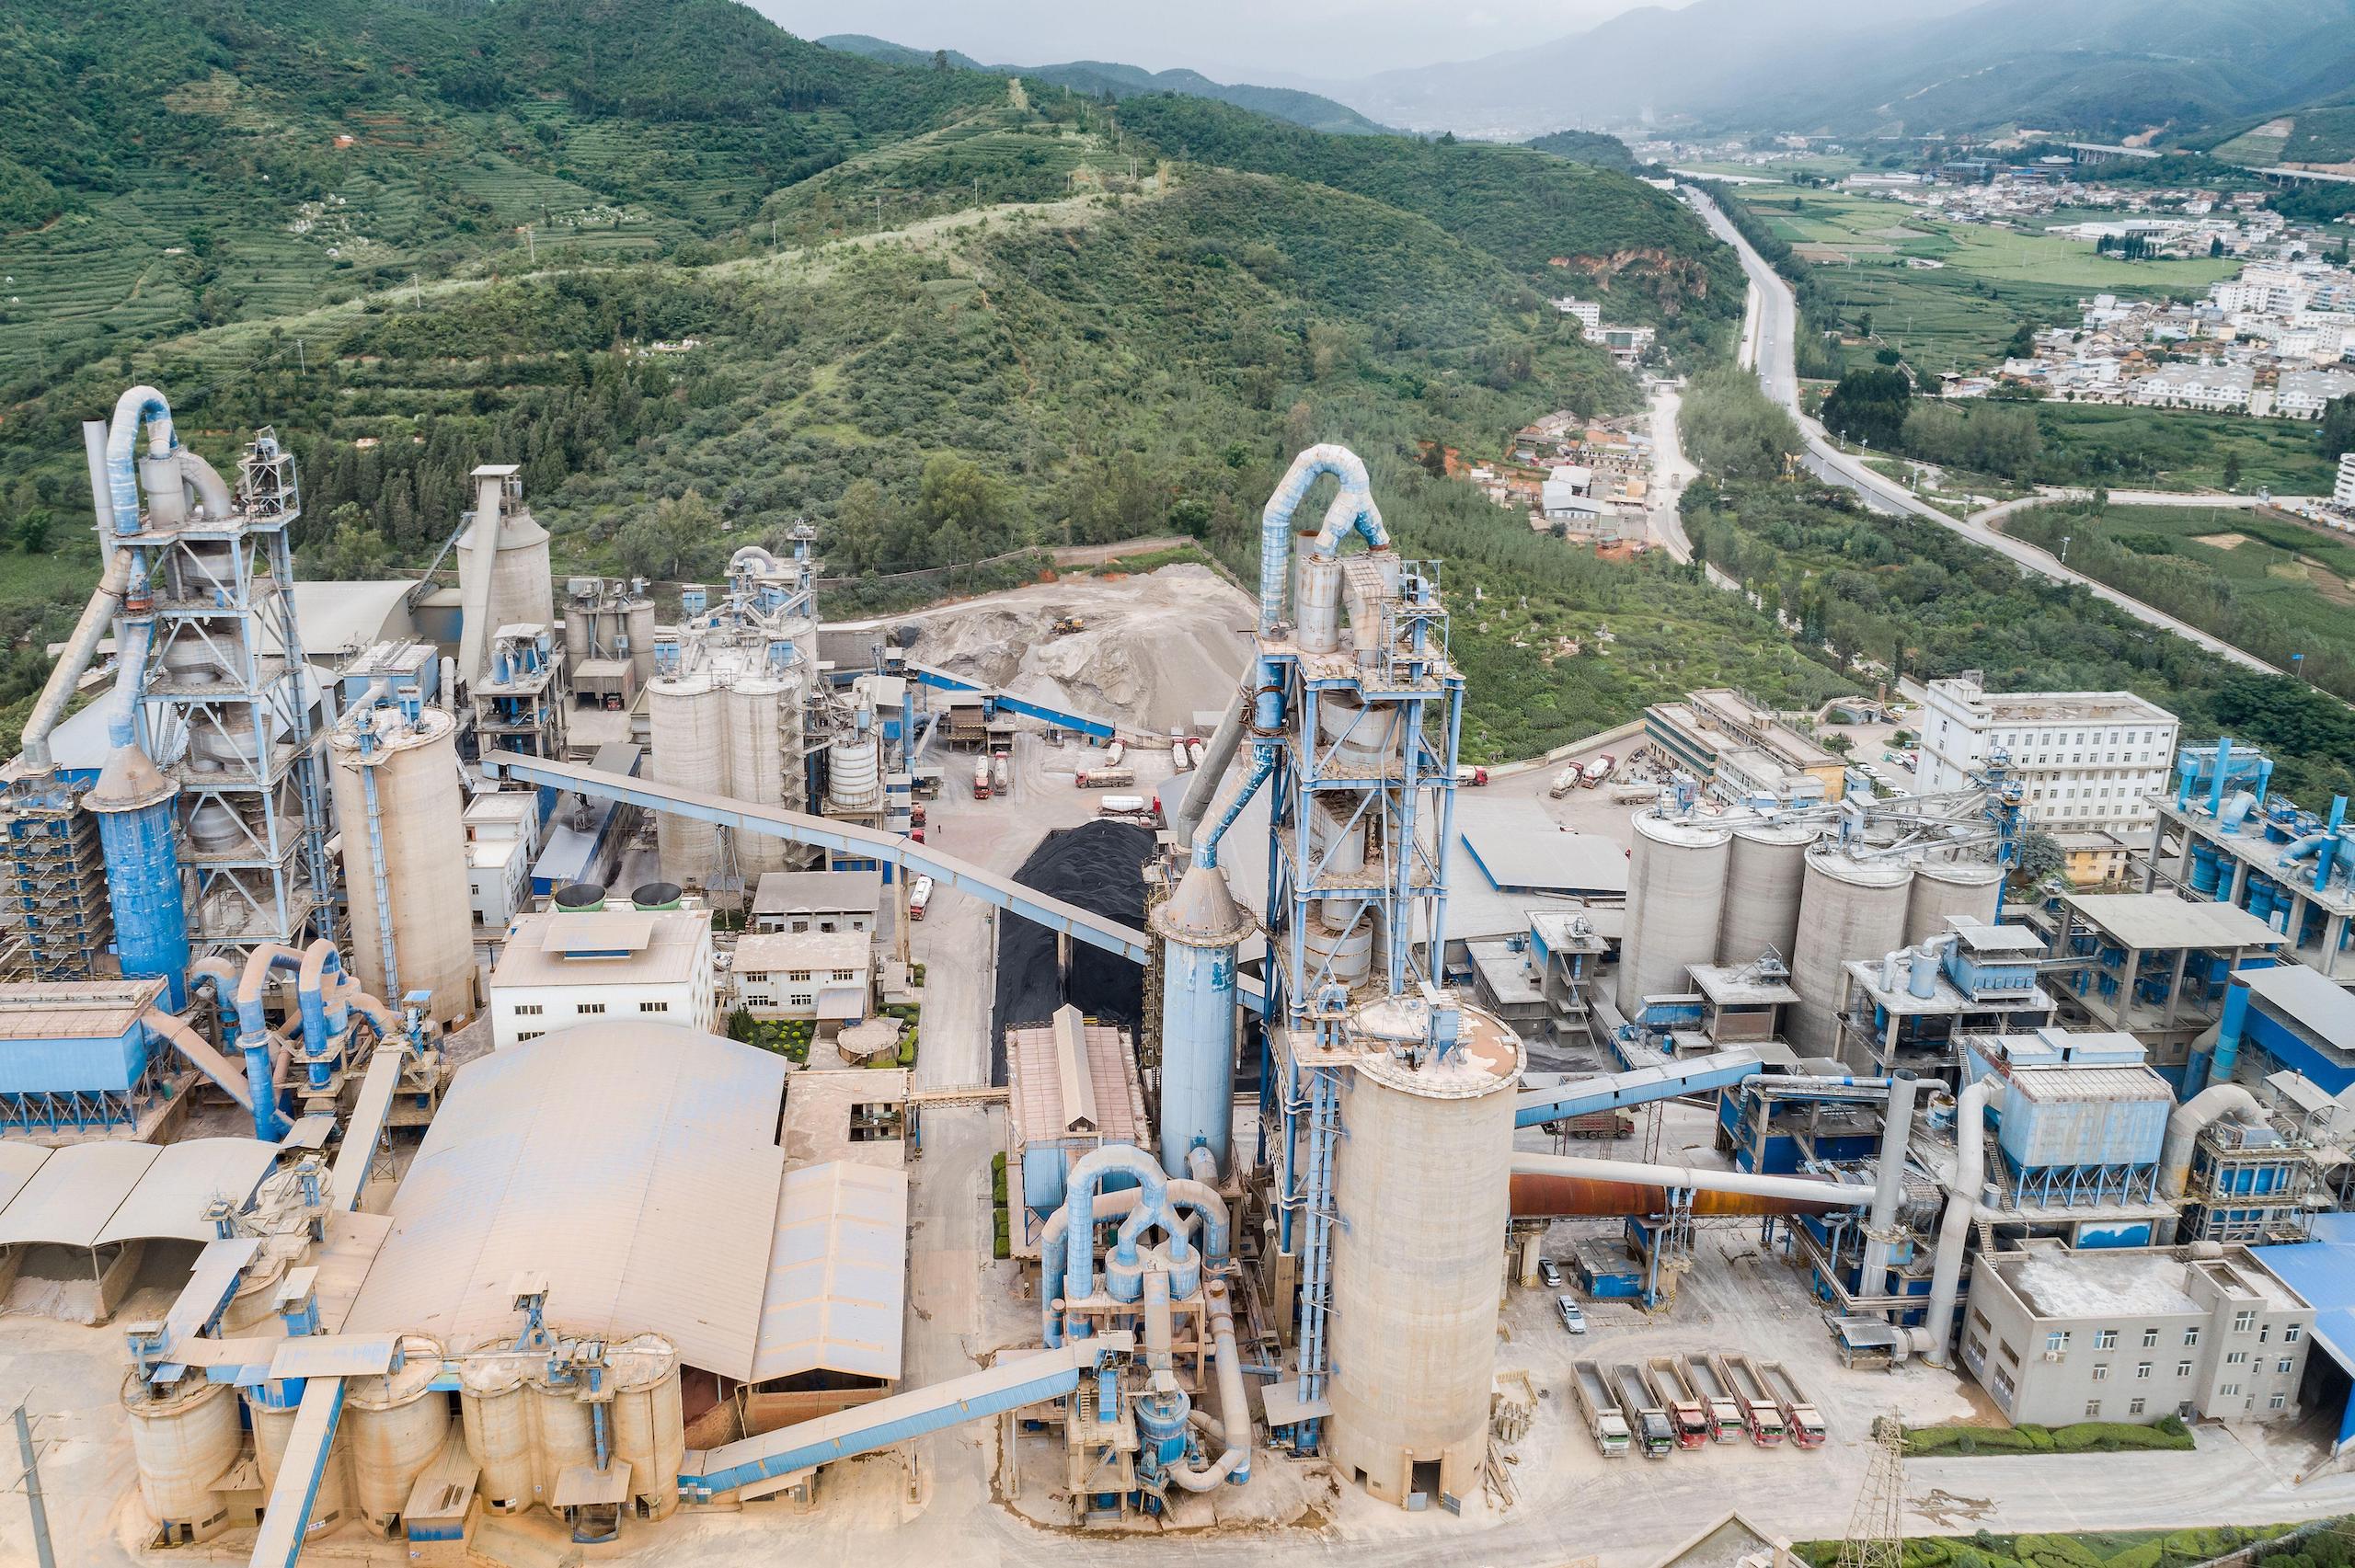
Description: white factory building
xmin=488 ymin=905 xmax=719 ymax=1048
xmin=1916 ymin=676 xmax=2178 ymax=830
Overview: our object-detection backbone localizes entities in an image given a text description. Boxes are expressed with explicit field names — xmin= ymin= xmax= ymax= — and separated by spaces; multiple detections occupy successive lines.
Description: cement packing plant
xmin=6 ymin=386 xmax=2355 ymax=1567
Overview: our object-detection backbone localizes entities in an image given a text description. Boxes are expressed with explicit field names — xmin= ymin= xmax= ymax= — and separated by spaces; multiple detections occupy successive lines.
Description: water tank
xmin=343 ymin=1335 xmax=450 ymax=1535
xmin=829 ymin=733 xmax=882 ymax=812
xmin=649 ymin=670 xmax=724 ymax=885
xmin=329 ymin=705 xmax=475 ymax=1024
xmin=1787 ymin=849 xmax=1914 ymax=1057
xmin=458 ymin=1351 xmax=532 ymax=1513
xmin=563 ymin=589 xmax=595 ymax=670
xmin=1327 ymin=1001 xmax=1522 ymax=1508
xmin=605 ymin=1334 xmax=686 ymax=1523
xmin=249 ymin=1382 xmax=354 ymax=1539
xmin=1905 ymin=857 xmax=2005 ymax=946
xmin=1717 ymin=820 xmax=1816 ymax=967
xmin=1616 ymin=814 xmax=1731 ymax=1013
xmin=121 ymin=1372 xmax=242 ymax=1537
xmin=624 ymin=596 xmax=658 ymax=690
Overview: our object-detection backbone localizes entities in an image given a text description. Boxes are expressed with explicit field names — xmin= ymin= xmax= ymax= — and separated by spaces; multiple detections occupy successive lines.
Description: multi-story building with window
xmin=1916 ymin=676 xmax=2178 ymax=830
xmin=488 ymin=906 xmax=717 ymax=1048
xmin=1959 ymin=1243 xmax=2311 ymax=1426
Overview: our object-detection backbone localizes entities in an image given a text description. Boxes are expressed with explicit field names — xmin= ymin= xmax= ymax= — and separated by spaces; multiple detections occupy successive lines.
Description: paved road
xmin=1646 ymin=381 xmax=1696 ymax=563
xmin=1679 ymin=184 xmax=2288 ymax=677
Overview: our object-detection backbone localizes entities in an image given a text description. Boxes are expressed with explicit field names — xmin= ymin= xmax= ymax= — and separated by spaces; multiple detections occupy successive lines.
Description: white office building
xmin=2336 ymin=452 xmax=2355 ymax=511
xmin=1917 ymin=675 xmax=2178 ymax=830
xmin=488 ymin=906 xmax=718 ymax=1048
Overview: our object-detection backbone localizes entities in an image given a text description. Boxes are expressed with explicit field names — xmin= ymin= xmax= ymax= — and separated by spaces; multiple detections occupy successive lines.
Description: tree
xmin=617 ymin=488 xmax=718 ymax=581
xmin=917 ymin=455 xmax=1007 ymax=547
xmin=2223 ymin=451 xmax=2242 ymax=490
xmin=1821 ymin=368 xmax=1913 ymax=450
xmin=9 ymin=508 xmax=52 ymax=555
xmin=2319 ymin=395 xmax=2355 ymax=460
xmin=726 ymin=1006 xmax=757 ymax=1044
xmin=2016 ymin=829 xmax=2064 ymax=888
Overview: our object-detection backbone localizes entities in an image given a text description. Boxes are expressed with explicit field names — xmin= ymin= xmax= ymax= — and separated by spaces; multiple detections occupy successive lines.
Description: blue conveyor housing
xmin=1515 ymin=1047 xmax=1765 ymax=1128
xmin=247 ymin=1378 xmax=347 ymax=1568
xmin=679 ymin=1334 xmax=1132 ymax=1502
xmin=904 ymin=661 xmax=1121 ymax=741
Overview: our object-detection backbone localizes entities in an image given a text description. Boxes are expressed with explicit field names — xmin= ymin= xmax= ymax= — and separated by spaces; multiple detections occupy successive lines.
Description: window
xmin=2184 ymin=1328 xmax=2201 ymax=1347
xmin=2226 ymin=1350 xmax=2249 ymax=1366
xmin=831 ymin=968 xmax=857 ymax=981
xmin=2142 ymin=1328 xmax=2160 ymax=1348
xmin=1972 ymin=1310 xmax=1992 ymax=1333
xmin=518 ymin=1030 xmax=543 ymax=1042
xmin=577 ymin=1001 xmax=606 ymax=1016
xmin=2269 ymin=1393 xmax=2288 ymax=1411
xmin=2129 ymin=1399 xmax=2147 ymax=1415
xmin=744 ymin=970 xmax=768 ymax=984
xmin=2279 ymin=1357 xmax=2295 ymax=1374
xmin=1999 ymin=1341 xmax=2020 ymax=1367
xmin=2046 ymin=1331 xmax=2072 ymax=1354
xmin=788 ymin=969 xmax=812 ymax=983
xmin=2286 ymin=1324 xmax=2303 ymax=1344
xmin=516 ymin=1003 xmax=544 ymax=1017
xmin=2096 ymin=1330 xmax=2119 ymax=1349
xmin=2221 ymin=1383 xmax=2241 ymax=1397
xmin=2092 ymin=1364 xmax=2110 ymax=1381
xmin=639 ymin=1001 xmax=670 ymax=1013
xmin=791 ymin=920 xmax=810 ymax=933
xmin=789 ymin=993 xmax=813 ymax=1008
xmin=744 ymin=992 xmax=773 ymax=1008
xmin=2178 ymin=1360 xmax=2195 ymax=1378
xmin=2234 ymin=1310 xmax=2257 ymax=1333
xmin=2084 ymin=1401 xmax=2102 ymax=1418
xmin=2261 ymin=1324 xmax=2271 ymax=1343
xmin=2136 ymin=1362 xmax=2153 ymax=1380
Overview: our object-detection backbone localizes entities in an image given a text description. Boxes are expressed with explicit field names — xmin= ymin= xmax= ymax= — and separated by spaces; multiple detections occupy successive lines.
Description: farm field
xmin=2029 ymin=404 xmax=2343 ymax=494
xmin=2004 ymin=500 xmax=2355 ymax=698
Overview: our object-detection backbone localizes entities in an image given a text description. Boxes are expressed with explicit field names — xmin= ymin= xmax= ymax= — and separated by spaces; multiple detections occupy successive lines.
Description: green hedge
xmin=1798 ymin=1521 xmax=2306 ymax=1568
xmin=1902 ymin=1416 xmax=2192 ymax=1458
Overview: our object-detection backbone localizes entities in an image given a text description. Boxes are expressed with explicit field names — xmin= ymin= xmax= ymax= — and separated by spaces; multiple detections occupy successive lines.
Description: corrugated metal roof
xmin=751 ymin=1162 xmax=907 ymax=1384
xmin=736 ymin=932 xmax=870 ymax=973
xmin=545 ymin=911 xmax=655 ymax=955
xmin=2240 ymin=964 xmax=2355 ymax=1057
xmin=0 ymin=1143 xmax=52 ymax=1212
xmin=0 ymin=979 xmax=169 ymax=1040
xmin=0 ymin=1142 xmax=157 ymax=1246
xmin=344 ymin=1023 xmax=787 ymax=1379
xmin=489 ymin=909 xmax=709 ymax=989
xmin=2010 ymin=1065 xmax=2173 ymax=1103
xmin=96 ymin=1139 xmax=278 ymax=1245
xmin=2062 ymin=893 xmax=2282 ymax=952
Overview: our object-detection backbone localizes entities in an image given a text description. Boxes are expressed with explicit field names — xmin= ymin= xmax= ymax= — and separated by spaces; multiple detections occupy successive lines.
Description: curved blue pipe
xmin=106 ymin=387 xmax=174 ymax=538
xmin=1256 ymin=444 xmax=1389 ymax=635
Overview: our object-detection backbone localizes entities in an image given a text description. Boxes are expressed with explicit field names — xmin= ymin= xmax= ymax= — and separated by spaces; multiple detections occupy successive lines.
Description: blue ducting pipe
xmin=1196 ymin=752 xmax=1275 ymax=870
xmin=2206 ymin=980 xmax=2254 ymax=1088
xmin=1255 ymin=444 xmax=1389 ymax=635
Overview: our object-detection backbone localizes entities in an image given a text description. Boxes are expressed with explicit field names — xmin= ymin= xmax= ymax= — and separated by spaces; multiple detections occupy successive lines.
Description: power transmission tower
xmin=1836 ymin=1415 xmax=1905 ymax=1568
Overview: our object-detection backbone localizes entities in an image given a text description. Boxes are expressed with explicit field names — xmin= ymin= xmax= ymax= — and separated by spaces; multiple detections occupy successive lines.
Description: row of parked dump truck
xmin=1571 ymin=1355 xmax=1825 ymax=1459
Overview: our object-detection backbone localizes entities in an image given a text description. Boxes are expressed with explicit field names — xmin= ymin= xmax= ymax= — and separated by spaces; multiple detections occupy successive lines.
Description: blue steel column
xmin=1149 ymin=862 xmax=1256 ymax=1177
xmin=86 ymin=742 xmax=190 ymax=1012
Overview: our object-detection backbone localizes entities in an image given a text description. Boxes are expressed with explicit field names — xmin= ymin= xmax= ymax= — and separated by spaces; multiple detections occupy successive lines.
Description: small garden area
xmin=1797 ymin=1523 xmax=2305 ymax=1568
xmin=1902 ymin=1416 xmax=2195 ymax=1458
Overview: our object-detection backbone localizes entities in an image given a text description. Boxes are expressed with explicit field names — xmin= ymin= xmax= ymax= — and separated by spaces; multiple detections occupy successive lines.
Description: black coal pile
xmin=991 ymin=819 xmax=1155 ymax=1084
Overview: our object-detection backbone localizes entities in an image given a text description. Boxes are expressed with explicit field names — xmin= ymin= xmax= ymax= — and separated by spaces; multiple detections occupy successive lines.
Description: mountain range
xmin=817 ymin=35 xmax=1391 ymax=136
xmin=1310 ymin=0 xmax=2355 ymax=145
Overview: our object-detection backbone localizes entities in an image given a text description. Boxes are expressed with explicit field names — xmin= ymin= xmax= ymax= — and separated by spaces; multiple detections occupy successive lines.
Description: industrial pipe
xmin=1060 ymin=1145 xmax=1176 ymax=1328
xmin=1193 ymin=752 xmax=1274 ymax=871
xmin=1256 ymin=444 xmax=1389 ymax=635
xmin=1923 ymin=1076 xmax=1993 ymax=1367
xmin=1858 ymin=1070 xmax=1919 ymax=1307
xmin=1170 ymin=690 xmax=1246 ymax=853
xmin=1507 ymin=1151 xmax=1874 ymax=1213
xmin=1166 ymin=1276 xmax=1251 ymax=1490
xmin=236 ymin=944 xmax=311 ymax=1140
xmin=17 ymin=550 xmax=132 ymax=771
xmin=2161 ymin=1084 xmax=2264 ymax=1196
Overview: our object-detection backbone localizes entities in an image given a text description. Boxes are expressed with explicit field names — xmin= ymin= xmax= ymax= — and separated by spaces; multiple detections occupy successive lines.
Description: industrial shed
xmin=0 ymin=1137 xmax=280 ymax=1318
xmin=342 ymin=1024 xmax=909 ymax=1435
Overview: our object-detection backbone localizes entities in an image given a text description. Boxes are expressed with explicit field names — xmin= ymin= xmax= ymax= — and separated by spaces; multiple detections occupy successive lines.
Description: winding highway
xmin=1679 ymin=183 xmax=2293 ymax=676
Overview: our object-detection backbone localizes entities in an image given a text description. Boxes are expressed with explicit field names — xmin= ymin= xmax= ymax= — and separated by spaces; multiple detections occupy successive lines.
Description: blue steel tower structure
xmin=98 ymin=388 xmax=335 ymax=957
xmin=1244 ymin=446 xmax=1465 ymax=1454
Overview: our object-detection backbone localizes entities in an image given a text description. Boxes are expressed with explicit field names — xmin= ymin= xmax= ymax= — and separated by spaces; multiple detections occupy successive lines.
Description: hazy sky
xmin=752 ymin=0 xmax=1688 ymax=82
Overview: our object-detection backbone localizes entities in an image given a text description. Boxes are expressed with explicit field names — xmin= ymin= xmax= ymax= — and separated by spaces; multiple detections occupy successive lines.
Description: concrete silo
xmin=647 ymin=669 xmax=724 ymax=881
xmin=1787 ymin=848 xmax=1913 ymax=1055
xmin=1905 ymin=856 xmax=2005 ymax=946
xmin=1148 ymin=860 xmax=1256 ymax=1178
xmin=1616 ymin=813 xmax=1731 ymax=1013
xmin=1326 ymin=997 xmax=1522 ymax=1508
xmin=329 ymin=702 xmax=476 ymax=1022
xmin=456 ymin=465 xmax=554 ymax=687
xmin=1717 ymin=820 xmax=1818 ymax=968
xmin=647 ymin=643 xmax=808 ymax=890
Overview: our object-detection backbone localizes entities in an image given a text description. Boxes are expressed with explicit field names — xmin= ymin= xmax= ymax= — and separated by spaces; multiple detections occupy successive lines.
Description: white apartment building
xmin=467 ymin=838 xmax=529 ymax=935
xmin=1917 ymin=675 xmax=2178 ymax=831
xmin=734 ymin=930 xmax=876 ymax=1038
xmin=2336 ymin=452 xmax=2355 ymax=511
xmin=2129 ymin=361 xmax=2253 ymax=413
xmin=488 ymin=906 xmax=718 ymax=1048
xmin=1553 ymin=298 xmax=1603 ymax=327
xmin=2278 ymin=368 xmax=2355 ymax=421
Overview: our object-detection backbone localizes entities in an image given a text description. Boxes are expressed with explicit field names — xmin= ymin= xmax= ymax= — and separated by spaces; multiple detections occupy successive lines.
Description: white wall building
xmin=1917 ymin=676 xmax=2178 ymax=830
xmin=2336 ymin=452 xmax=2355 ymax=511
xmin=2278 ymin=368 xmax=2355 ymax=421
xmin=734 ymin=931 xmax=875 ymax=1037
xmin=488 ymin=907 xmax=718 ymax=1048
xmin=467 ymin=839 xmax=530 ymax=935
xmin=2129 ymin=361 xmax=2253 ymax=413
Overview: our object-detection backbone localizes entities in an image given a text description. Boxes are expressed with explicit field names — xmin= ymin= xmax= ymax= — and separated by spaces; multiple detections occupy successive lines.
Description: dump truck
xmin=971 ymin=756 xmax=993 ymax=799
xmin=1647 ymin=1356 xmax=1713 ymax=1450
xmin=1074 ymin=768 xmax=1134 ymax=789
xmin=1612 ymin=1363 xmax=1675 ymax=1459
xmin=1571 ymin=1362 xmax=1632 ymax=1458
xmin=1714 ymin=1354 xmax=1786 ymax=1446
xmin=1051 ymin=615 xmax=1087 ymax=636
xmin=1761 ymin=1360 xmax=1827 ymax=1448
xmin=1680 ymin=1354 xmax=1747 ymax=1443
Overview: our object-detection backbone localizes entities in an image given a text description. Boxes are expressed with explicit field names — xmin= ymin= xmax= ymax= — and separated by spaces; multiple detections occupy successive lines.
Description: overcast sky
xmin=752 ymin=0 xmax=1689 ymax=82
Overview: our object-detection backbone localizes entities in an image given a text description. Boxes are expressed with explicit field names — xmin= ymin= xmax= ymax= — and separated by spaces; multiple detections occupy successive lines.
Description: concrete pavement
xmin=1678 ymin=183 xmax=2286 ymax=677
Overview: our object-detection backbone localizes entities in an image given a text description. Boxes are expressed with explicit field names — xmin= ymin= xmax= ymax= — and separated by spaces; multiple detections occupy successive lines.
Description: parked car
xmin=1538 ymin=1257 xmax=1564 ymax=1289
xmin=1557 ymin=1296 xmax=1588 ymax=1334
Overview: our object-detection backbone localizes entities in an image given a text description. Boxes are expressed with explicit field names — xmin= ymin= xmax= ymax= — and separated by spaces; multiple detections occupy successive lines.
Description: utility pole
xmin=295 ymin=338 xmax=305 ymax=374
xmin=1835 ymin=1415 xmax=1904 ymax=1568
xmin=13 ymin=1405 xmax=55 ymax=1568
xmin=525 ymin=224 xmax=535 ymax=263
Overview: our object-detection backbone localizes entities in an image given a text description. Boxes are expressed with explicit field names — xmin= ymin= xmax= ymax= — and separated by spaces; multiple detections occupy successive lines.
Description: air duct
xmin=1255 ymin=444 xmax=1389 ymax=635
xmin=2161 ymin=1084 xmax=2264 ymax=1196
xmin=1923 ymin=1076 xmax=1993 ymax=1367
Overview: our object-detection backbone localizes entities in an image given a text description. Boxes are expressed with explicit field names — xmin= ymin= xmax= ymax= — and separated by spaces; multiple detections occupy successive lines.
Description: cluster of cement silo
xmin=1618 ymin=806 xmax=2005 ymax=1053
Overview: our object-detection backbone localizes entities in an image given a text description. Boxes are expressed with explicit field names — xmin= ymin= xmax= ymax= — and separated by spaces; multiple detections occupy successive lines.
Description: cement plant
xmin=8 ymin=388 xmax=2355 ymax=1568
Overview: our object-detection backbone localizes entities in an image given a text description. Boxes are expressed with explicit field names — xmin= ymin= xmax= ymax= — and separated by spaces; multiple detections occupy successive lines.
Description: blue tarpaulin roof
xmin=2256 ymin=1214 xmax=2355 ymax=1447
